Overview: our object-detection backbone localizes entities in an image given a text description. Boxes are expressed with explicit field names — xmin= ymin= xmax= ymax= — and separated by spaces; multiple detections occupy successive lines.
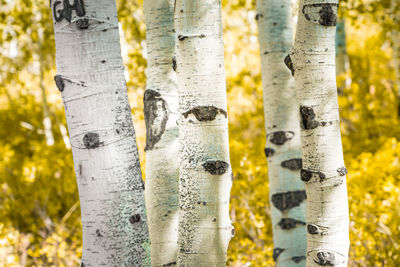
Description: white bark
xmin=50 ymin=1 xmax=150 ymax=266
xmin=290 ymin=0 xmax=349 ymax=266
xmin=143 ymin=0 xmax=179 ymax=266
xmin=256 ymin=0 xmax=306 ymax=266
xmin=174 ymin=1 xmax=233 ymax=266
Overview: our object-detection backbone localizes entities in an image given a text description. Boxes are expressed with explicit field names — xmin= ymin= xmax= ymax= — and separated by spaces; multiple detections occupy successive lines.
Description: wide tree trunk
xmin=288 ymin=0 xmax=350 ymax=266
xmin=143 ymin=0 xmax=179 ymax=266
xmin=50 ymin=1 xmax=150 ymax=266
xmin=256 ymin=0 xmax=307 ymax=266
xmin=174 ymin=0 xmax=233 ymax=265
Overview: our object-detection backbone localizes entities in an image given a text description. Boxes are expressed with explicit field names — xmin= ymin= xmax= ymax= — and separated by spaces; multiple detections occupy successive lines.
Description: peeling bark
xmin=51 ymin=1 xmax=150 ymax=265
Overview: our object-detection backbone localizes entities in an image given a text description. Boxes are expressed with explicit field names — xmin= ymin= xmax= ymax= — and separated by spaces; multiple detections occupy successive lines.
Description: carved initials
xmin=53 ymin=0 xmax=85 ymax=23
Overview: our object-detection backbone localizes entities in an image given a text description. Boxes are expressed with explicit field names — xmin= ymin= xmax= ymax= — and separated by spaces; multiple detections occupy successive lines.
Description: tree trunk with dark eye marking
xmin=290 ymin=0 xmax=349 ymax=266
xmin=143 ymin=0 xmax=180 ymax=266
xmin=256 ymin=0 xmax=307 ymax=265
xmin=50 ymin=0 xmax=150 ymax=266
xmin=174 ymin=0 xmax=233 ymax=265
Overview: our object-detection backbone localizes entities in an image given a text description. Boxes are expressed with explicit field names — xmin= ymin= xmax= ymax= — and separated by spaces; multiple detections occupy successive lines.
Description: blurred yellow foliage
xmin=1 ymin=0 xmax=400 ymax=266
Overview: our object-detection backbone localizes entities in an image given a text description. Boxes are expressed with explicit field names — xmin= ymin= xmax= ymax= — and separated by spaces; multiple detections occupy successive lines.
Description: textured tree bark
xmin=256 ymin=0 xmax=307 ymax=266
xmin=174 ymin=0 xmax=233 ymax=266
xmin=288 ymin=0 xmax=350 ymax=266
xmin=50 ymin=1 xmax=150 ymax=266
xmin=143 ymin=0 xmax=179 ymax=266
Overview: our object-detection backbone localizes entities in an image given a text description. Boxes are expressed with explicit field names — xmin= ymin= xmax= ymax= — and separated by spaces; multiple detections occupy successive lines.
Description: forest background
xmin=0 ymin=0 xmax=399 ymax=266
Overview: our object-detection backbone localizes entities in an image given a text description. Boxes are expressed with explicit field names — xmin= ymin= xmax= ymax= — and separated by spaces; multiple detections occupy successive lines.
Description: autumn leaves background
xmin=1 ymin=0 xmax=400 ymax=266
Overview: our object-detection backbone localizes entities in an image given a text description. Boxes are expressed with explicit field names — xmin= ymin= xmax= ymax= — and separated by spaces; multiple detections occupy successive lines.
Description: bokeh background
xmin=1 ymin=0 xmax=400 ymax=266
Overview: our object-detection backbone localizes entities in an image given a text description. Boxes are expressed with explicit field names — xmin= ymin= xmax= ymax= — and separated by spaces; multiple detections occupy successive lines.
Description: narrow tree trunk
xmin=288 ymin=1 xmax=349 ymax=266
xmin=174 ymin=1 xmax=233 ymax=265
xmin=39 ymin=55 xmax=55 ymax=146
xmin=50 ymin=1 xmax=150 ymax=266
xmin=256 ymin=0 xmax=307 ymax=266
xmin=143 ymin=0 xmax=179 ymax=266
xmin=335 ymin=19 xmax=348 ymax=76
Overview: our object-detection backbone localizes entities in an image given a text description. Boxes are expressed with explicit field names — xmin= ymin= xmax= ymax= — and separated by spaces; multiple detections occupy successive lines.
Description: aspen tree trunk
xmin=50 ymin=1 xmax=150 ymax=266
xmin=335 ymin=19 xmax=348 ymax=76
xmin=174 ymin=1 xmax=233 ymax=265
xmin=143 ymin=0 xmax=179 ymax=266
xmin=256 ymin=0 xmax=307 ymax=266
xmin=287 ymin=0 xmax=349 ymax=266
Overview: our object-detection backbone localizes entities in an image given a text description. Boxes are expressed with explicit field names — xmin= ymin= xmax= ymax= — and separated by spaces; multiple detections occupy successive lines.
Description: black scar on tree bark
xmin=281 ymin=158 xmax=302 ymax=171
xmin=300 ymin=106 xmax=319 ymax=130
xmin=315 ymin=251 xmax=338 ymax=266
xmin=268 ymin=131 xmax=295 ymax=145
xmin=264 ymin=148 xmax=275 ymax=157
xmin=54 ymin=75 xmax=65 ymax=92
xmin=292 ymin=256 xmax=306 ymax=263
xmin=300 ymin=169 xmax=325 ymax=182
xmin=83 ymin=132 xmax=100 ymax=149
xmin=271 ymin=190 xmax=307 ymax=213
xmin=129 ymin=214 xmax=141 ymax=224
xmin=278 ymin=218 xmax=306 ymax=230
xmin=202 ymin=160 xmax=229 ymax=175
xmin=284 ymin=54 xmax=295 ymax=76
xmin=53 ymin=0 xmax=86 ymax=23
xmin=162 ymin=262 xmax=177 ymax=266
xmin=273 ymin=248 xmax=285 ymax=261
xmin=143 ymin=89 xmax=169 ymax=151
xmin=302 ymin=4 xmax=338 ymax=27
xmin=182 ymin=106 xmax=227 ymax=122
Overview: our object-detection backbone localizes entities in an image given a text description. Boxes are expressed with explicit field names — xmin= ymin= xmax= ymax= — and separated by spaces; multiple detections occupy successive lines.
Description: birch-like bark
xmin=50 ymin=1 xmax=150 ymax=266
xmin=256 ymin=0 xmax=307 ymax=266
xmin=143 ymin=0 xmax=179 ymax=266
xmin=288 ymin=0 xmax=349 ymax=266
xmin=174 ymin=1 xmax=233 ymax=265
